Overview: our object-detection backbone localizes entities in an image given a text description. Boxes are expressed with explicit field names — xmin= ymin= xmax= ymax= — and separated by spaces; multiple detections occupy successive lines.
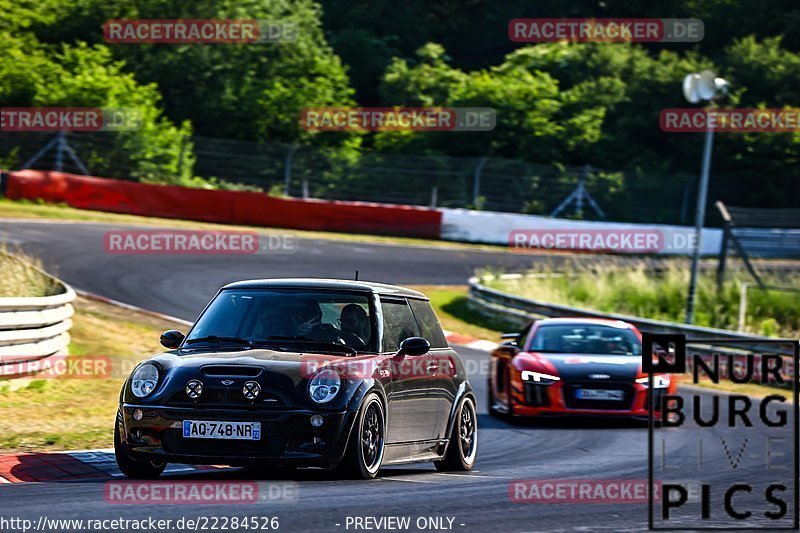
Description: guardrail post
xmin=472 ymin=157 xmax=487 ymax=207
xmin=716 ymin=224 xmax=730 ymax=292
xmin=737 ymin=282 xmax=748 ymax=332
xmin=283 ymin=144 xmax=299 ymax=196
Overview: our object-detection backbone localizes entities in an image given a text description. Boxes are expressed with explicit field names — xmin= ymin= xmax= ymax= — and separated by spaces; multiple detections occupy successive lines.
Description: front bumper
xmin=512 ymin=380 xmax=672 ymax=419
xmin=118 ymin=403 xmax=356 ymax=468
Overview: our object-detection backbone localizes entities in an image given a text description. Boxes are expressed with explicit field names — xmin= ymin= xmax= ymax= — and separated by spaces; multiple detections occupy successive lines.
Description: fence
xmin=0 ymin=131 xmax=695 ymax=225
xmin=0 ymin=273 xmax=76 ymax=380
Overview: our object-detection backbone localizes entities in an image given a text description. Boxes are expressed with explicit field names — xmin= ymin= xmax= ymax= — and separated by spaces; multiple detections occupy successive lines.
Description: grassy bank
xmin=0 ymin=296 xmax=183 ymax=453
xmin=482 ymin=261 xmax=799 ymax=338
xmin=0 ymin=246 xmax=59 ymax=298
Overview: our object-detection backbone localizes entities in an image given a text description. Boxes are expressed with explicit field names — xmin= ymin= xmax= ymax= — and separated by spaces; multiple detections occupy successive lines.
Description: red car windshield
xmin=530 ymin=324 xmax=642 ymax=356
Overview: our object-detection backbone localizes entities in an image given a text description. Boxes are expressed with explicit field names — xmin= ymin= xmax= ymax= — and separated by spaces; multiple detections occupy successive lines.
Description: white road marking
xmin=435 ymin=472 xmax=508 ymax=479
xmin=378 ymin=476 xmax=438 ymax=484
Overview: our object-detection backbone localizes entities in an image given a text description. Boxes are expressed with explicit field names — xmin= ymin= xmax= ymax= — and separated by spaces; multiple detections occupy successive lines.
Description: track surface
xmin=0 ymin=220 xmax=796 ymax=532
xmin=0 ymin=220 xmax=550 ymax=319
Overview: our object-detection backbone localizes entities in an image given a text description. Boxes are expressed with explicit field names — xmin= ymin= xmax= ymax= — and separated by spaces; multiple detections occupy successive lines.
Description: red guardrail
xmin=6 ymin=170 xmax=442 ymax=238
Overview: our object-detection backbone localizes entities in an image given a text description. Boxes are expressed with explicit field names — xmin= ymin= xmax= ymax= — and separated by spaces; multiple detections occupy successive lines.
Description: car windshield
xmin=186 ymin=289 xmax=375 ymax=352
xmin=530 ymin=324 xmax=642 ymax=356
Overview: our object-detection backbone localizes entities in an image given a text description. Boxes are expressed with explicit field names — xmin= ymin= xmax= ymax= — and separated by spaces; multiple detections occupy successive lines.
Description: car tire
xmin=434 ymin=396 xmax=477 ymax=472
xmin=337 ymin=393 xmax=385 ymax=479
xmin=114 ymin=418 xmax=167 ymax=479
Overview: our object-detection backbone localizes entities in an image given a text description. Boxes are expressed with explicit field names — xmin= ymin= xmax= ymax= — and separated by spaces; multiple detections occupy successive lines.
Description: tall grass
xmin=0 ymin=245 xmax=60 ymax=298
xmin=484 ymin=260 xmax=799 ymax=338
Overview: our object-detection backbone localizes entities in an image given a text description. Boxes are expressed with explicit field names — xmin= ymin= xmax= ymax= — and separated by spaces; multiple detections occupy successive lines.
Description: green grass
xmin=483 ymin=261 xmax=799 ymax=338
xmin=410 ymin=285 xmax=514 ymax=340
xmin=685 ymin=379 xmax=795 ymax=402
xmin=0 ymin=197 xmax=505 ymax=251
xmin=0 ymin=246 xmax=60 ymax=297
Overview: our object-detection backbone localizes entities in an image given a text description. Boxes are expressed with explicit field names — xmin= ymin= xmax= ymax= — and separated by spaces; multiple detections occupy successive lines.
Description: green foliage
xmin=1 ymin=0 xmax=798 ymax=207
xmin=0 ymin=6 xmax=191 ymax=182
xmin=37 ymin=0 xmax=357 ymax=147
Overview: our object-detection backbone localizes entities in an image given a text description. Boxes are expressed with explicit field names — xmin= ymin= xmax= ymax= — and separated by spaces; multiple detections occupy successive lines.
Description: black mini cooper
xmin=115 ymin=279 xmax=477 ymax=479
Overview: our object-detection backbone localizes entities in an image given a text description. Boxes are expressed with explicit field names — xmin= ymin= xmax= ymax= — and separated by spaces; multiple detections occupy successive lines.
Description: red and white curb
xmin=0 ymin=449 xmax=226 ymax=484
xmin=444 ymin=330 xmax=498 ymax=353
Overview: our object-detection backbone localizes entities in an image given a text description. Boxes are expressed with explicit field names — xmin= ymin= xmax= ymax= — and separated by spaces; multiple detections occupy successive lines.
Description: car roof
xmin=221 ymin=278 xmax=427 ymax=299
xmin=534 ymin=317 xmax=636 ymax=329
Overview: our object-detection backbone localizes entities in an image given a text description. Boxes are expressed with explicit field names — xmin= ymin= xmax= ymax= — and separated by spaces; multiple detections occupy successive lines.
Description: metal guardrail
xmin=0 ymin=271 xmax=76 ymax=379
xmin=468 ymin=274 xmax=796 ymax=356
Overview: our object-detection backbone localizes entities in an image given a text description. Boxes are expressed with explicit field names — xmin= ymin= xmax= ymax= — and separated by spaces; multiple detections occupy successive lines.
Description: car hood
xmin=150 ymin=347 xmax=381 ymax=379
xmin=129 ymin=348 xmax=380 ymax=407
xmin=534 ymin=353 xmax=642 ymax=381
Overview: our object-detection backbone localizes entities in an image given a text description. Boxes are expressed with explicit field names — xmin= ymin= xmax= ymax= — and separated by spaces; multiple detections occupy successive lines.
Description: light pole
xmin=682 ymin=71 xmax=729 ymax=324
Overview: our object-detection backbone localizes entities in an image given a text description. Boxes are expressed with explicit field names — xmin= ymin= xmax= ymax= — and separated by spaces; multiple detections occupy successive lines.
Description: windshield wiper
xmin=262 ymin=335 xmax=357 ymax=355
xmin=185 ymin=335 xmax=253 ymax=347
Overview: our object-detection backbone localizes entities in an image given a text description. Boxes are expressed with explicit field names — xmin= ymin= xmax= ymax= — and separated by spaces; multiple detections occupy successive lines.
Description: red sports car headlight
xmin=635 ymin=375 xmax=671 ymax=388
xmin=521 ymin=370 xmax=561 ymax=384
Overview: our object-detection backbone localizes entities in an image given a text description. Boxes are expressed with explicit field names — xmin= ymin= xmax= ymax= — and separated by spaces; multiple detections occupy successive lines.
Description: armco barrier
xmin=0 ymin=270 xmax=76 ymax=379
xmin=468 ymin=274 xmax=796 ymax=359
xmin=6 ymin=170 xmax=442 ymax=239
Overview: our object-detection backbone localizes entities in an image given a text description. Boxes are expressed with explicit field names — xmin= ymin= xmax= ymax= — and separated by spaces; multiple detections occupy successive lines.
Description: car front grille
xmin=523 ymin=383 xmax=552 ymax=407
xmin=563 ymin=382 xmax=634 ymax=411
xmin=165 ymin=388 xmax=286 ymax=408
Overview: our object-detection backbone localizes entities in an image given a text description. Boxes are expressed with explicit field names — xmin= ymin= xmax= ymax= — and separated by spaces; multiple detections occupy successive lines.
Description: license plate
xmin=576 ymin=389 xmax=624 ymax=401
xmin=182 ymin=420 xmax=261 ymax=440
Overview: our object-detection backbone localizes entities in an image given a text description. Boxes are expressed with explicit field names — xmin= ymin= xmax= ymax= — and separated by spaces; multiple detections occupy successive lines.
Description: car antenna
xmin=354 ymin=270 xmax=359 ymax=281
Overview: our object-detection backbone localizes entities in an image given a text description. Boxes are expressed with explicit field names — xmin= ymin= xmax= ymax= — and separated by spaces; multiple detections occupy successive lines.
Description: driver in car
xmin=338 ymin=304 xmax=369 ymax=348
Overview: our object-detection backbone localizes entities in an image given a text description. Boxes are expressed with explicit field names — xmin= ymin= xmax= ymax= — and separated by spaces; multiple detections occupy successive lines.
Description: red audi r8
xmin=487 ymin=318 xmax=677 ymax=420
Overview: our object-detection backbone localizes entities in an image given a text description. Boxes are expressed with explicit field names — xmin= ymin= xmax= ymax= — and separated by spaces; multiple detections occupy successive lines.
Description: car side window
xmin=408 ymin=299 xmax=448 ymax=349
xmin=380 ymin=298 xmax=421 ymax=352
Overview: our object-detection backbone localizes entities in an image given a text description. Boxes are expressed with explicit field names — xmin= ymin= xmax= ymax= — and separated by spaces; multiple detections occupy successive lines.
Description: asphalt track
xmin=0 ymin=220 xmax=797 ymax=532
xmin=0 ymin=220 xmax=552 ymax=319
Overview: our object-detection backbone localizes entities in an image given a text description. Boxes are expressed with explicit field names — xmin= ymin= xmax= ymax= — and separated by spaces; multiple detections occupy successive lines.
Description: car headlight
xmin=636 ymin=375 xmax=671 ymax=389
xmin=308 ymin=369 xmax=341 ymax=404
xmin=131 ymin=363 xmax=160 ymax=398
xmin=521 ymin=370 xmax=561 ymax=384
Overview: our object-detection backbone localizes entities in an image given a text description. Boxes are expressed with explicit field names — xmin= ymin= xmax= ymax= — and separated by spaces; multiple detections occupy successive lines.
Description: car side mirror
xmin=160 ymin=330 xmax=185 ymax=349
xmin=501 ymin=332 xmax=520 ymax=346
xmin=398 ymin=337 xmax=430 ymax=356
